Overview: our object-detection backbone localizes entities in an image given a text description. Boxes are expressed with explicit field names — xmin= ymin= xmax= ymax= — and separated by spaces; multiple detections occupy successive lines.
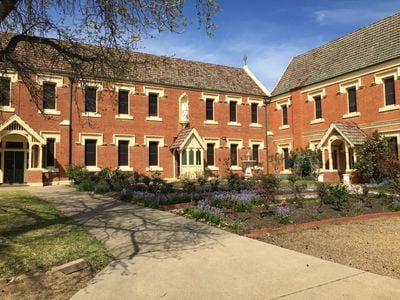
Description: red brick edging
xmin=246 ymin=211 xmax=400 ymax=238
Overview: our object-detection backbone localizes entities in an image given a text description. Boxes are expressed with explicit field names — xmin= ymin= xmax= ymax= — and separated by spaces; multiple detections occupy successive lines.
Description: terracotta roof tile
xmin=334 ymin=122 xmax=367 ymax=145
xmin=170 ymin=126 xmax=194 ymax=149
xmin=272 ymin=12 xmax=400 ymax=96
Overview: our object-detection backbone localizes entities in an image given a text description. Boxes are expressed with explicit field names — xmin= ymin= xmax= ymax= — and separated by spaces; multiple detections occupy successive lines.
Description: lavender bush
xmin=275 ymin=204 xmax=292 ymax=224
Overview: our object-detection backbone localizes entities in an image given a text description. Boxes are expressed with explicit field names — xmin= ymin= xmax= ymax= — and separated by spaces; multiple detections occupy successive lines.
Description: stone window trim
xmin=37 ymin=80 xmax=62 ymax=116
xmin=375 ymin=69 xmax=400 ymax=112
xmin=204 ymin=137 xmax=220 ymax=170
xmin=40 ymin=131 xmax=61 ymax=172
xmin=249 ymin=98 xmax=262 ymax=126
xmin=111 ymin=134 xmax=135 ymax=171
xmin=248 ymin=139 xmax=265 ymax=150
xmin=306 ymin=88 xmax=326 ymax=102
xmin=76 ymin=133 xmax=103 ymax=172
xmin=113 ymin=84 xmax=135 ymax=119
xmin=80 ymin=82 xmax=103 ymax=118
xmin=201 ymin=92 xmax=219 ymax=102
xmin=144 ymin=136 xmax=164 ymax=172
xmin=339 ymin=79 xmax=362 ymax=118
xmin=226 ymin=95 xmax=243 ymax=105
xmin=227 ymin=138 xmax=243 ymax=170
xmin=145 ymin=87 xmax=164 ymax=121
xmin=0 ymin=71 xmax=18 ymax=112
xmin=277 ymin=143 xmax=292 ymax=174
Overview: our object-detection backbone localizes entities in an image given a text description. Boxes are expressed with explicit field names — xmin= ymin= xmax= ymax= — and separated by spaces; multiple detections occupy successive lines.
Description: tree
xmin=288 ymin=147 xmax=320 ymax=178
xmin=354 ymin=131 xmax=400 ymax=183
xmin=0 ymin=0 xmax=219 ymax=109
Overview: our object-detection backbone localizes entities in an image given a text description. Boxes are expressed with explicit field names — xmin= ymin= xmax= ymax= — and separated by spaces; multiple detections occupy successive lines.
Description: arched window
xmin=189 ymin=149 xmax=194 ymax=165
xmin=182 ymin=150 xmax=187 ymax=165
xmin=196 ymin=150 xmax=201 ymax=165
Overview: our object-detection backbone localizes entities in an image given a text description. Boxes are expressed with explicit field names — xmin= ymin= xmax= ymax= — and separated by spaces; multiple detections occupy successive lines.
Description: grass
xmin=0 ymin=191 xmax=112 ymax=278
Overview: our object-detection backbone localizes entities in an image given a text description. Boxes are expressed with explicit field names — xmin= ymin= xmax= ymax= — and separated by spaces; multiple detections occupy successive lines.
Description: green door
xmin=4 ymin=151 xmax=25 ymax=184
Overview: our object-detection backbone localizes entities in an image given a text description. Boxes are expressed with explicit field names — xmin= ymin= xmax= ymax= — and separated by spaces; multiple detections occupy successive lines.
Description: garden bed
xmin=257 ymin=217 xmax=400 ymax=280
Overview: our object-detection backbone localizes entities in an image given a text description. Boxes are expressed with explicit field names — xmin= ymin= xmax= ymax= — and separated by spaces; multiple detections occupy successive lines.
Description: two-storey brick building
xmin=269 ymin=13 xmax=400 ymax=183
xmin=0 ymin=50 xmax=269 ymax=185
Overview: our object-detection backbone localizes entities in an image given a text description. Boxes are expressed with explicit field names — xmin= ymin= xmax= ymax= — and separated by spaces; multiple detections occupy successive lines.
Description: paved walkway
xmin=23 ymin=185 xmax=400 ymax=299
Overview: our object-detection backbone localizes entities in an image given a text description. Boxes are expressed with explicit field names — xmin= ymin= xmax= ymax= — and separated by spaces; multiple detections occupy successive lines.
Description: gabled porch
xmin=317 ymin=122 xmax=366 ymax=184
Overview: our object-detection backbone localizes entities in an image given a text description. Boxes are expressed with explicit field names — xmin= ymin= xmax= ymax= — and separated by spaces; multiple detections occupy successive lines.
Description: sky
xmin=139 ymin=0 xmax=400 ymax=92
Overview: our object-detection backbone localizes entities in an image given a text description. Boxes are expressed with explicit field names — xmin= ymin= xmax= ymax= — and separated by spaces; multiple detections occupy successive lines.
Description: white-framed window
xmin=40 ymin=132 xmax=61 ymax=171
xmin=111 ymin=134 xmax=135 ymax=171
xmin=227 ymin=96 xmax=242 ymax=126
xmin=339 ymin=79 xmax=361 ymax=119
xmin=249 ymin=140 xmax=264 ymax=165
xmin=248 ymin=98 xmax=263 ymax=128
xmin=144 ymin=86 xmax=164 ymax=121
xmin=202 ymin=93 xmax=219 ymax=125
xmin=375 ymin=69 xmax=400 ymax=112
xmin=204 ymin=137 xmax=220 ymax=170
xmin=226 ymin=138 xmax=243 ymax=170
xmin=114 ymin=84 xmax=135 ymax=120
xmin=277 ymin=143 xmax=292 ymax=174
xmin=0 ymin=70 xmax=18 ymax=112
xmin=37 ymin=74 xmax=63 ymax=115
xmin=77 ymin=133 xmax=103 ymax=171
xmin=144 ymin=136 xmax=164 ymax=171
xmin=381 ymin=132 xmax=400 ymax=160
xmin=275 ymin=96 xmax=291 ymax=129
xmin=307 ymin=89 xmax=325 ymax=124
xmin=80 ymin=81 xmax=103 ymax=118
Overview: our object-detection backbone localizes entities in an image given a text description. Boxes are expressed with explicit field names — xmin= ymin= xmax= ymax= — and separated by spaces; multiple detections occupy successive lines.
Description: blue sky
xmin=139 ymin=0 xmax=400 ymax=92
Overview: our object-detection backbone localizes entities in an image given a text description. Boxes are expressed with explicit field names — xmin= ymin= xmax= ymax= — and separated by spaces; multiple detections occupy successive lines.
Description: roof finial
xmin=243 ymin=55 xmax=248 ymax=66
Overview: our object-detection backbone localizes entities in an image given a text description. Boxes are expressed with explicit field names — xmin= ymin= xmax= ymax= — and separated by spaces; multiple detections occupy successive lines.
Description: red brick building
xmin=269 ymin=13 xmax=400 ymax=183
xmin=0 ymin=52 xmax=269 ymax=185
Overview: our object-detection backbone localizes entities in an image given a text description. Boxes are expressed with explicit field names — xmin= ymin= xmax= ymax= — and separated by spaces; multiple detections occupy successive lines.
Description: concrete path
xmin=24 ymin=185 xmax=400 ymax=299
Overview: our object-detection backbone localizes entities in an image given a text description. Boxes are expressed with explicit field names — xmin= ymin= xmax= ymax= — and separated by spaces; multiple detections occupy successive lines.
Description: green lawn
xmin=0 ymin=191 xmax=112 ymax=278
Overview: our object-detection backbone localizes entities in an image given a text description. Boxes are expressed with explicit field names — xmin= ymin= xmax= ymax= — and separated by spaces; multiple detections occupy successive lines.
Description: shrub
xmin=234 ymin=201 xmax=252 ymax=212
xmin=390 ymin=177 xmax=400 ymax=195
xmin=181 ymin=177 xmax=196 ymax=192
xmin=288 ymin=148 xmax=321 ymax=178
xmin=226 ymin=173 xmax=243 ymax=191
xmin=257 ymin=174 xmax=280 ymax=210
xmin=94 ymin=180 xmax=111 ymax=194
xmin=275 ymin=204 xmax=292 ymax=224
xmin=78 ymin=179 xmax=95 ymax=192
xmin=67 ymin=165 xmax=90 ymax=184
xmin=288 ymin=175 xmax=306 ymax=208
xmin=209 ymin=178 xmax=220 ymax=192
xmin=318 ymin=183 xmax=353 ymax=211
xmin=388 ymin=199 xmax=400 ymax=211
xmin=354 ymin=132 xmax=400 ymax=183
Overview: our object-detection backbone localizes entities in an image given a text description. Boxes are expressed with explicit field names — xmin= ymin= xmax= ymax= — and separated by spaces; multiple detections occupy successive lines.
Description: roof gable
xmin=0 ymin=114 xmax=45 ymax=144
xmin=272 ymin=12 xmax=400 ymax=96
xmin=318 ymin=122 xmax=366 ymax=148
xmin=170 ymin=127 xmax=206 ymax=150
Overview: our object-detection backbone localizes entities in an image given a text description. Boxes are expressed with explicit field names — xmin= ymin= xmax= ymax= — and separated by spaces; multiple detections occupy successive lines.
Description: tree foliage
xmin=354 ymin=131 xmax=400 ymax=183
xmin=0 ymin=0 xmax=219 ymax=108
xmin=288 ymin=148 xmax=321 ymax=178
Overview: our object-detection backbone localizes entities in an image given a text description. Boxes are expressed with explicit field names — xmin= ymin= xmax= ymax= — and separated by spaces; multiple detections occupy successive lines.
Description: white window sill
xmin=43 ymin=167 xmax=59 ymax=173
xmin=310 ymin=118 xmax=325 ymax=125
xmin=115 ymin=114 xmax=134 ymax=120
xmin=267 ymin=131 xmax=274 ymax=136
xmin=279 ymin=124 xmax=290 ymax=130
xmin=82 ymin=112 xmax=101 ymax=118
xmin=229 ymin=166 xmax=242 ymax=171
xmin=146 ymin=166 xmax=163 ymax=172
xmin=250 ymin=123 xmax=262 ymax=128
xmin=118 ymin=166 xmax=133 ymax=171
xmin=206 ymin=166 xmax=219 ymax=171
xmin=146 ymin=116 xmax=163 ymax=122
xmin=204 ymin=120 xmax=219 ymax=125
xmin=0 ymin=106 xmax=15 ymax=112
xmin=39 ymin=109 xmax=61 ymax=116
xmin=280 ymin=169 xmax=292 ymax=174
xmin=227 ymin=122 xmax=241 ymax=127
xmin=60 ymin=120 xmax=70 ymax=126
xmin=378 ymin=104 xmax=400 ymax=113
xmin=85 ymin=166 xmax=101 ymax=172
xmin=343 ymin=112 xmax=361 ymax=119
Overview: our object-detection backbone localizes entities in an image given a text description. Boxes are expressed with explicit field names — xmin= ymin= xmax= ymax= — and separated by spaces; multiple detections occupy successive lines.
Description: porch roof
xmin=170 ymin=126 xmax=206 ymax=150
xmin=0 ymin=114 xmax=45 ymax=144
xmin=318 ymin=122 xmax=366 ymax=148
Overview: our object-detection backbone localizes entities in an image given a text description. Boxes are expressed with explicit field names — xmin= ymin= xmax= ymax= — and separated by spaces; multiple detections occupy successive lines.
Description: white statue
xmin=181 ymin=100 xmax=189 ymax=123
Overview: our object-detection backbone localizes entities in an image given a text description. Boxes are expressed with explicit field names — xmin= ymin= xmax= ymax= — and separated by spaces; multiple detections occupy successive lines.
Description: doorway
xmin=4 ymin=151 xmax=25 ymax=183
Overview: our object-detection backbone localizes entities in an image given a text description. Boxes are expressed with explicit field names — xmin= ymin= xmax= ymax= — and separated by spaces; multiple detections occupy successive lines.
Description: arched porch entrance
xmin=0 ymin=115 xmax=45 ymax=184
xmin=317 ymin=122 xmax=366 ymax=183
